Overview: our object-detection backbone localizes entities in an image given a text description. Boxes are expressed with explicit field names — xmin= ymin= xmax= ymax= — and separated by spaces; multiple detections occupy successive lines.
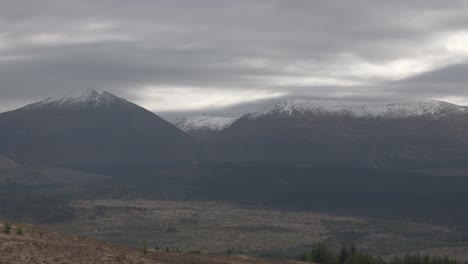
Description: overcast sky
xmin=1 ymin=0 xmax=468 ymax=119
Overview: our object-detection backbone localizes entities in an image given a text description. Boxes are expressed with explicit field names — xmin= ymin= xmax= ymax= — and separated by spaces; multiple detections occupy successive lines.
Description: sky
xmin=1 ymin=0 xmax=468 ymax=119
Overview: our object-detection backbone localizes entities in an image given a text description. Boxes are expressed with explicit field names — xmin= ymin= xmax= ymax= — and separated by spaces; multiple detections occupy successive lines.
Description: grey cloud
xmin=159 ymin=96 xmax=290 ymax=120
xmin=402 ymin=63 xmax=468 ymax=85
xmin=385 ymin=63 xmax=468 ymax=100
xmin=1 ymin=0 xmax=468 ymax=113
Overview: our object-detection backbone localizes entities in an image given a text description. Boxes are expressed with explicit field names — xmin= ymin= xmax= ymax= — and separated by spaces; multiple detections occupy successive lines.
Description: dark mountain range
xmin=0 ymin=90 xmax=195 ymax=165
xmin=2 ymin=91 xmax=468 ymax=164
xmin=207 ymin=99 xmax=468 ymax=161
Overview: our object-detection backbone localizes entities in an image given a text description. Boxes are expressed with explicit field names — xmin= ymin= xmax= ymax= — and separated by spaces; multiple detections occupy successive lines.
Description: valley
xmin=1 ymin=90 xmax=468 ymax=262
xmin=48 ymin=199 xmax=468 ymax=260
xmin=3 ymin=1 xmax=468 ymax=262
xmin=2 ymin=159 xmax=468 ymax=260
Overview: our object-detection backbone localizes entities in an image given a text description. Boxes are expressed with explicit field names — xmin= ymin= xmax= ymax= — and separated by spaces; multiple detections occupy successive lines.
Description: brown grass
xmin=0 ymin=221 xmax=305 ymax=264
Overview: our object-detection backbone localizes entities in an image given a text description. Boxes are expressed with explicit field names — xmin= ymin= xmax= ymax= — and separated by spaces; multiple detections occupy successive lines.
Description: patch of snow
xmin=246 ymin=99 xmax=467 ymax=119
xmin=24 ymin=90 xmax=129 ymax=109
xmin=173 ymin=115 xmax=236 ymax=132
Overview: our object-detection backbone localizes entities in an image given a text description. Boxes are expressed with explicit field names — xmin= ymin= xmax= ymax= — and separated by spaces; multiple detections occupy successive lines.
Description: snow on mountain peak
xmin=173 ymin=115 xmax=236 ymax=132
xmin=246 ymin=99 xmax=467 ymax=119
xmin=25 ymin=90 xmax=129 ymax=109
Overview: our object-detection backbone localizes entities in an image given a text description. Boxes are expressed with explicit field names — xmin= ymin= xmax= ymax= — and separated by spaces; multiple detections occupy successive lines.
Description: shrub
xmin=298 ymin=243 xmax=461 ymax=264
xmin=16 ymin=226 xmax=23 ymax=235
xmin=2 ymin=223 xmax=11 ymax=234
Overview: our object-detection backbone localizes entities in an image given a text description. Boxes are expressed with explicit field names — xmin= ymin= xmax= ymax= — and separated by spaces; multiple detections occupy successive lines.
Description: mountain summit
xmin=24 ymin=90 xmax=133 ymax=110
xmin=0 ymin=90 xmax=195 ymax=164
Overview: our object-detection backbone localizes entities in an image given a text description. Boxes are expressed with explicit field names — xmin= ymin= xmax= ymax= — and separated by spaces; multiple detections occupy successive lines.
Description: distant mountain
xmin=173 ymin=115 xmax=236 ymax=137
xmin=4 ymin=92 xmax=468 ymax=164
xmin=246 ymin=99 xmax=468 ymax=119
xmin=0 ymin=90 xmax=195 ymax=164
xmin=209 ymin=99 xmax=468 ymax=161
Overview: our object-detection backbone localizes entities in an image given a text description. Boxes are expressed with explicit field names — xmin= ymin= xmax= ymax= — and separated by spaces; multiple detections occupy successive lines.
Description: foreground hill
xmin=0 ymin=221 xmax=303 ymax=264
xmin=0 ymin=90 xmax=195 ymax=164
xmin=210 ymin=99 xmax=468 ymax=161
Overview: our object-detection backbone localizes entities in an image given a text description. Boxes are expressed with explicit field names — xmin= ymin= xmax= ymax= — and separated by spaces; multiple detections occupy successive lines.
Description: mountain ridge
xmin=244 ymin=99 xmax=468 ymax=120
xmin=208 ymin=98 xmax=468 ymax=161
xmin=0 ymin=90 xmax=196 ymax=164
xmin=2 ymin=90 xmax=468 ymax=163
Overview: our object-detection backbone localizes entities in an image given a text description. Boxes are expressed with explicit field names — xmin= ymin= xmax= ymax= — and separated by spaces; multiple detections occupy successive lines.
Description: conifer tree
xmin=142 ymin=240 xmax=148 ymax=255
xmin=339 ymin=246 xmax=349 ymax=264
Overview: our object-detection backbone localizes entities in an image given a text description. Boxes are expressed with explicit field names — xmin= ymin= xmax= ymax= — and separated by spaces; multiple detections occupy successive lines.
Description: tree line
xmin=298 ymin=243 xmax=465 ymax=264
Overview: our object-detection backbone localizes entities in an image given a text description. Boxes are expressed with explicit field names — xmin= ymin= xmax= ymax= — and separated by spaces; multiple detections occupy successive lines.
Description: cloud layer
xmin=1 ymin=0 xmax=468 ymax=117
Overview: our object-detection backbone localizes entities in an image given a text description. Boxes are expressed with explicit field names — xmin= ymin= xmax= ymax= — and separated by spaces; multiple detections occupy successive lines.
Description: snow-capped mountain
xmin=3 ymin=91 xmax=468 ymax=163
xmin=246 ymin=99 xmax=468 ymax=119
xmin=173 ymin=115 xmax=236 ymax=135
xmin=24 ymin=90 xmax=135 ymax=110
xmin=0 ymin=90 xmax=195 ymax=164
xmin=209 ymin=99 xmax=468 ymax=161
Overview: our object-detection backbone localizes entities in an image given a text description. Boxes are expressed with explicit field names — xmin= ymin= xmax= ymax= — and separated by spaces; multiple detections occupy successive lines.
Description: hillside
xmin=0 ymin=90 xmax=195 ymax=164
xmin=209 ymin=99 xmax=468 ymax=161
xmin=0 ymin=221 xmax=304 ymax=264
xmin=3 ymin=93 xmax=468 ymax=163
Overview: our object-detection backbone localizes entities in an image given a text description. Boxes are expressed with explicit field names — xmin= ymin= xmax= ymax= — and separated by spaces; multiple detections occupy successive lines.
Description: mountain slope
xmin=0 ymin=90 xmax=195 ymax=164
xmin=209 ymin=99 xmax=468 ymax=161
xmin=173 ymin=115 xmax=236 ymax=137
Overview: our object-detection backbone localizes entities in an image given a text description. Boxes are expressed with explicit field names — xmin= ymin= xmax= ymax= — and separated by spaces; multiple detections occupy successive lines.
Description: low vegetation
xmin=2 ymin=222 xmax=11 ymax=234
xmin=50 ymin=199 xmax=466 ymax=259
xmin=299 ymin=243 xmax=465 ymax=264
xmin=1 ymin=222 xmax=25 ymax=236
xmin=0 ymin=220 xmax=302 ymax=264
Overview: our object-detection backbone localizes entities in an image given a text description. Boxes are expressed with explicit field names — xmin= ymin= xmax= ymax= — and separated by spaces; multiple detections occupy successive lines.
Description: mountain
xmin=0 ymin=90 xmax=195 ymax=164
xmin=246 ymin=99 xmax=468 ymax=119
xmin=4 ymin=92 xmax=468 ymax=164
xmin=209 ymin=99 xmax=468 ymax=161
xmin=173 ymin=115 xmax=236 ymax=138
